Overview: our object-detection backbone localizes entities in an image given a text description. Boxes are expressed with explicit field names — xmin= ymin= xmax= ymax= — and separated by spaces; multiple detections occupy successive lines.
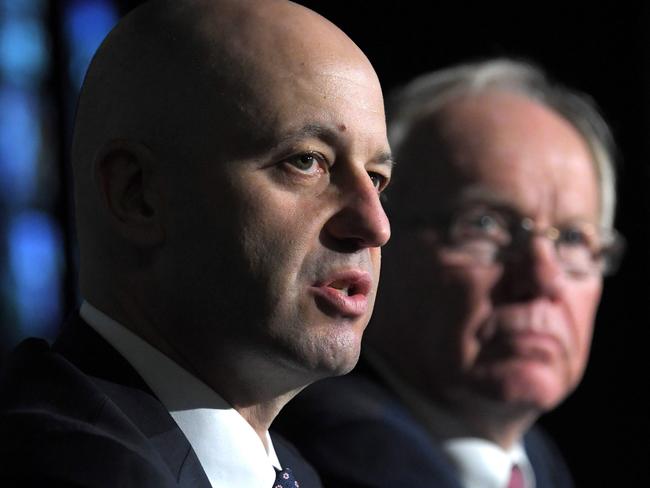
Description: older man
xmin=276 ymin=59 xmax=623 ymax=488
xmin=0 ymin=0 xmax=393 ymax=486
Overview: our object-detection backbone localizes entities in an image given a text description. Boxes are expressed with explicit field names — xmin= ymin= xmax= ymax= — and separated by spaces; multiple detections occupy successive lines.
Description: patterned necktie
xmin=507 ymin=464 xmax=525 ymax=488
xmin=273 ymin=466 xmax=300 ymax=488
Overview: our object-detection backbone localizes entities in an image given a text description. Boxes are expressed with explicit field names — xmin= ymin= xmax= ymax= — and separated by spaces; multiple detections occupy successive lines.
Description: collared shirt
xmin=80 ymin=301 xmax=281 ymax=488
xmin=445 ymin=438 xmax=532 ymax=488
xmin=364 ymin=348 xmax=535 ymax=488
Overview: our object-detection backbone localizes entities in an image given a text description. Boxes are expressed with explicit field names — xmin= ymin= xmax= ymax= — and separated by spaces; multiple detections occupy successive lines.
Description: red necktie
xmin=507 ymin=464 xmax=525 ymax=488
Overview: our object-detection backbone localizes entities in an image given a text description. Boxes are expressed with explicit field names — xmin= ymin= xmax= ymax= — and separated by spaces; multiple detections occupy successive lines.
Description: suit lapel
xmin=53 ymin=314 xmax=211 ymax=487
xmin=524 ymin=428 xmax=574 ymax=488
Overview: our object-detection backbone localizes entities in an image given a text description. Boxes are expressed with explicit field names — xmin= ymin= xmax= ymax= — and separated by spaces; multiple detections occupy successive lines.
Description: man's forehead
xmin=238 ymin=60 xmax=387 ymax=152
xmin=187 ymin=2 xmax=383 ymax=136
xmin=77 ymin=0 xmax=386 ymax=170
xmin=437 ymin=169 xmax=600 ymax=224
xmin=390 ymin=121 xmax=598 ymax=221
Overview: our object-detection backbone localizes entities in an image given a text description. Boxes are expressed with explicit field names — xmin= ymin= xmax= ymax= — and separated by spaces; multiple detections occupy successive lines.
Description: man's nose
xmin=325 ymin=170 xmax=391 ymax=250
xmin=500 ymin=236 xmax=563 ymax=301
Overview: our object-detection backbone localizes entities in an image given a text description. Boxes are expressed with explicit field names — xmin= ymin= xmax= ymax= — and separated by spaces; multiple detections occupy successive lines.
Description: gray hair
xmin=388 ymin=58 xmax=618 ymax=229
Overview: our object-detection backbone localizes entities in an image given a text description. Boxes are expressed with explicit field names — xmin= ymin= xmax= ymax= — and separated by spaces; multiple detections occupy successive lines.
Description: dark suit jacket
xmin=274 ymin=358 xmax=574 ymax=488
xmin=0 ymin=314 xmax=321 ymax=487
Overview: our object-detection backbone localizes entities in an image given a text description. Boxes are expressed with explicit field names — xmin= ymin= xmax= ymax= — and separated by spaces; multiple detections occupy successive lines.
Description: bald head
xmin=73 ymin=0 xmax=380 ymax=296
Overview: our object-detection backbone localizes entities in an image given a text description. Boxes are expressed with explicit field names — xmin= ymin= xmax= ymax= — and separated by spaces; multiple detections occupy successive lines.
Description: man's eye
xmin=453 ymin=210 xmax=510 ymax=242
xmin=559 ymin=227 xmax=592 ymax=247
xmin=369 ymin=172 xmax=388 ymax=191
xmin=284 ymin=152 xmax=325 ymax=174
xmin=472 ymin=214 xmax=497 ymax=229
xmin=465 ymin=213 xmax=504 ymax=233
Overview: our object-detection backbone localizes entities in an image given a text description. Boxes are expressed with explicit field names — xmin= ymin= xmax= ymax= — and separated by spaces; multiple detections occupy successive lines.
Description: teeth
xmin=330 ymin=280 xmax=350 ymax=295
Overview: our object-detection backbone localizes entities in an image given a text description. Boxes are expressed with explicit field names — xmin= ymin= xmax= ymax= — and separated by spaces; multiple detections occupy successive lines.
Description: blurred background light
xmin=0 ymin=87 xmax=41 ymax=205
xmin=64 ymin=0 xmax=119 ymax=90
xmin=7 ymin=210 xmax=63 ymax=338
xmin=0 ymin=16 xmax=49 ymax=86
xmin=0 ymin=0 xmax=45 ymax=16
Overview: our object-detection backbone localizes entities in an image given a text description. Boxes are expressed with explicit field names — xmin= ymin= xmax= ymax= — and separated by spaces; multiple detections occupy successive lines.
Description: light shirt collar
xmin=364 ymin=348 xmax=535 ymax=488
xmin=80 ymin=301 xmax=281 ymax=488
xmin=445 ymin=438 xmax=533 ymax=488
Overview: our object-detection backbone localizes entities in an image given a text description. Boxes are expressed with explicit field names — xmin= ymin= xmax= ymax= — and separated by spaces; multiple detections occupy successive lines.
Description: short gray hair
xmin=388 ymin=58 xmax=618 ymax=228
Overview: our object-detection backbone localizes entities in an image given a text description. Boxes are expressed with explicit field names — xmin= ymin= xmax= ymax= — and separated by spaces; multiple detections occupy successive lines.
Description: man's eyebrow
xmin=274 ymin=123 xmax=340 ymax=147
xmin=274 ymin=124 xmax=396 ymax=169
xmin=373 ymin=151 xmax=396 ymax=170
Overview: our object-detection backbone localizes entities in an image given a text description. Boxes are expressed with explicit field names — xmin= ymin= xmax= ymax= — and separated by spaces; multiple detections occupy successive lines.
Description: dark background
xmin=2 ymin=1 xmax=648 ymax=485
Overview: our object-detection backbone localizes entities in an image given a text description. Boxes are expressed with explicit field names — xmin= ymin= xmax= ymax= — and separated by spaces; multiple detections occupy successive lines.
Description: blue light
xmin=0 ymin=17 xmax=49 ymax=86
xmin=64 ymin=0 xmax=119 ymax=90
xmin=0 ymin=86 xmax=40 ymax=204
xmin=7 ymin=211 xmax=63 ymax=337
xmin=0 ymin=0 xmax=45 ymax=16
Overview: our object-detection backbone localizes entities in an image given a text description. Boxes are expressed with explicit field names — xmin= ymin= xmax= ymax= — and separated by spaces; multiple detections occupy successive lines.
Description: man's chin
xmin=470 ymin=359 xmax=572 ymax=412
xmin=308 ymin=346 xmax=361 ymax=379
xmin=280 ymin=333 xmax=362 ymax=383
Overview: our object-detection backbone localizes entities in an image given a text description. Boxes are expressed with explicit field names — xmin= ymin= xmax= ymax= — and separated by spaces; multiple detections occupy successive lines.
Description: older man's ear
xmin=94 ymin=139 xmax=166 ymax=248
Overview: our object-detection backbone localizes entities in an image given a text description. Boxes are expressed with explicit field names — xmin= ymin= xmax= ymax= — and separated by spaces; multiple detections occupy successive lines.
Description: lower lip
xmin=310 ymin=286 xmax=368 ymax=318
xmin=506 ymin=333 xmax=561 ymax=358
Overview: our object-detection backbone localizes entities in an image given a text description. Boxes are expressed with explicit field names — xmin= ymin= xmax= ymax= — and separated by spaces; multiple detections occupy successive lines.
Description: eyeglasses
xmin=400 ymin=207 xmax=625 ymax=277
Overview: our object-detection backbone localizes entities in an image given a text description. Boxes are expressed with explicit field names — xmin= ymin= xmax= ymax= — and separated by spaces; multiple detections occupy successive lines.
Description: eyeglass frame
xmin=393 ymin=207 xmax=625 ymax=278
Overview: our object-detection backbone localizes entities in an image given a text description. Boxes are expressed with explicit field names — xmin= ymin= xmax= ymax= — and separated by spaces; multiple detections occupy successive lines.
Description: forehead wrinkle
xmin=452 ymin=182 xmax=596 ymax=225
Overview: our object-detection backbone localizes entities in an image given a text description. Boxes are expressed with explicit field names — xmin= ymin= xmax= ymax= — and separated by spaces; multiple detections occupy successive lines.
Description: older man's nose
xmin=500 ymin=237 xmax=563 ymax=301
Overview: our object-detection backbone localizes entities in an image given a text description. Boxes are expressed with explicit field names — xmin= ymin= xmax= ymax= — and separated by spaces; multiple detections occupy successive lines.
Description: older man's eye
xmin=560 ymin=228 xmax=585 ymax=244
xmin=558 ymin=226 xmax=596 ymax=250
xmin=452 ymin=210 xmax=510 ymax=244
xmin=284 ymin=152 xmax=326 ymax=175
xmin=466 ymin=213 xmax=503 ymax=233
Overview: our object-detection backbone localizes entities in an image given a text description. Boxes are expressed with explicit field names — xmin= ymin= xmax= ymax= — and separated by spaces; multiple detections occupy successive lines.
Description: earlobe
xmin=94 ymin=139 xmax=165 ymax=247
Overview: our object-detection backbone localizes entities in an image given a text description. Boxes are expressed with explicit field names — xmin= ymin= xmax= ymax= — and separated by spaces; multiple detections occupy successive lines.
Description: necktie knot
xmin=274 ymin=466 xmax=300 ymax=488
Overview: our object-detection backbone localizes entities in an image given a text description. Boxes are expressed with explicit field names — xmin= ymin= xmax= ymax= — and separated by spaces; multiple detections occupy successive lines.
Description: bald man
xmin=0 ymin=0 xmax=393 ymax=486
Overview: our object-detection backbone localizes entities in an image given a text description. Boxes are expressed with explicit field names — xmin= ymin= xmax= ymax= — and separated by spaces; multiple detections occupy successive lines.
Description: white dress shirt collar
xmin=364 ymin=348 xmax=535 ymax=488
xmin=445 ymin=438 xmax=533 ymax=488
xmin=80 ymin=301 xmax=281 ymax=488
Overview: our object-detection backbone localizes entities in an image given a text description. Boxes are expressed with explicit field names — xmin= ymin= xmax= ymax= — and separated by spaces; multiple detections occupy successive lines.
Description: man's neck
xmin=235 ymin=391 xmax=299 ymax=448
xmin=445 ymin=396 xmax=537 ymax=449
xmin=364 ymin=349 xmax=538 ymax=449
xmin=206 ymin=354 xmax=312 ymax=446
xmin=81 ymin=297 xmax=314 ymax=447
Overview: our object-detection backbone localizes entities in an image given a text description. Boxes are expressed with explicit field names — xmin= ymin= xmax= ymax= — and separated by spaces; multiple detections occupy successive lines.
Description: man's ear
xmin=94 ymin=139 xmax=165 ymax=247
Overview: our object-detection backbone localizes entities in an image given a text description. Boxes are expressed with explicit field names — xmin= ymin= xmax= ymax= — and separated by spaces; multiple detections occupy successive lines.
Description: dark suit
xmin=274 ymin=358 xmax=574 ymax=488
xmin=0 ymin=314 xmax=321 ymax=487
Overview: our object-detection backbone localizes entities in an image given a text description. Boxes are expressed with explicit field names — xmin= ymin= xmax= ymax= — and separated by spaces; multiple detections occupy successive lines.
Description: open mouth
xmin=311 ymin=271 xmax=372 ymax=318
xmin=329 ymin=280 xmax=354 ymax=296
xmin=325 ymin=274 xmax=371 ymax=297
